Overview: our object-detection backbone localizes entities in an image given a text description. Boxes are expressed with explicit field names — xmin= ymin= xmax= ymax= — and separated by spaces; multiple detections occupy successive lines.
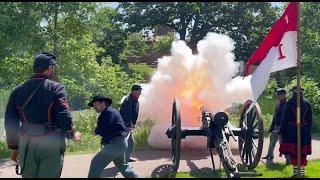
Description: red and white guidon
xmin=244 ymin=2 xmax=298 ymax=101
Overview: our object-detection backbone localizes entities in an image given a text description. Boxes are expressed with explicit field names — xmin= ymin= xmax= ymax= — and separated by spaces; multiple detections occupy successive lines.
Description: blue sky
xmin=108 ymin=2 xmax=119 ymax=8
xmin=271 ymin=2 xmax=284 ymax=7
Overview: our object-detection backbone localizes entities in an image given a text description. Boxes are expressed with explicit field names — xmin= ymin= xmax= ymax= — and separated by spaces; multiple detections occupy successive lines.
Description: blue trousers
xmin=88 ymin=135 xmax=138 ymax=178
xmin=125 ymin=132 xmax=134 ymax=162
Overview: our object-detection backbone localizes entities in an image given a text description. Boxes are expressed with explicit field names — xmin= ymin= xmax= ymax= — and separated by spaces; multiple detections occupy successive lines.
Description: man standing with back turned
xmin=4 ymin=52 xmax=81 ymax=178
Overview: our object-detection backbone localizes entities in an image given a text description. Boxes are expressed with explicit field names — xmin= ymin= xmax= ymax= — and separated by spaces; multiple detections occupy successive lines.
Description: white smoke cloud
xmin=138 ymin=32 xmax=253 ymax=149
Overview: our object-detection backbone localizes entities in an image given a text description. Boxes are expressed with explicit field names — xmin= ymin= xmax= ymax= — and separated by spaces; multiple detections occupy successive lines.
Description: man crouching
xmin=87 ymin=95 xmax=138 ymax=178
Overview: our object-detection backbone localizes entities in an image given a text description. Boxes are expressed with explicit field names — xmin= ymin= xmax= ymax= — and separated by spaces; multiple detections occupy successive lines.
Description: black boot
xmin=291 ymin=166 xmax=298 ymax=178
xmin=262 ymin=156 xmax=273 ymax=160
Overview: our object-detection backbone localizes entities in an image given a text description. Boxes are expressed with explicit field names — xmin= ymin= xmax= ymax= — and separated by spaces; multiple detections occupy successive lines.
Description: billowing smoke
xmin=138 ymin=33 xmax=253 ymax=149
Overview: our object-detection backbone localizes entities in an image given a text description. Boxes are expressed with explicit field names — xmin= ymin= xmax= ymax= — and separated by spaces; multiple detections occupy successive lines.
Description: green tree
xmin=90 ymin=6 xmax=127 ymax=64
xmin=118 ymin=2 xmax=280 ymax=62
xmin=153 ymin=32 xmax=175 ymax=53
xmin=0 ymin=55 xmax=33 ymax=88
xmin=286 ymin=76 xmax=320 ymax=114
xmin=0 ymin=2 xmax=98 ymax=85
xmin=0 ymin=2 xmax=145 ymax=110
xmin=0 ymin=2 xmax=44 ymax=59
xmin=122 ymin=32 xmax=149 ymax=57
xmin=53 ymin=32 xmax=144 ymax=110
xmin=301 ymin=2 xmax=320 ymax=84
xmin=37 ymin=2 xmax=96 ymax=53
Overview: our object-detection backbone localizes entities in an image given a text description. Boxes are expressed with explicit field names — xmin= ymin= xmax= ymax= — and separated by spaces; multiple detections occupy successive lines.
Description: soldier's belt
xmin=20 ymin=123 xmax=60 ymax=136
xmin=102 ymin=132 xmax=128 ymax=145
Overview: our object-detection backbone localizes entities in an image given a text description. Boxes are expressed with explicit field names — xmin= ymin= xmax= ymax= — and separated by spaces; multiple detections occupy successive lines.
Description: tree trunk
xmin=178 ymin=28 xmax=186 ymax=41
xmin=53 ymin=2 xmax=58 ymax=55
xmin=189 ymin=14 xmax=199 ymax=51
xmin=20 ymin=2 xmax=30 ymax=56
xmin=53 ymin=2 xmax=59 ymax=81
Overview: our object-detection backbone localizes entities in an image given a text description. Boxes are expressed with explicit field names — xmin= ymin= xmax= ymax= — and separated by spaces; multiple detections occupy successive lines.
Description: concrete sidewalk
xmin=1 ymin=134 xmax=320 ymax=178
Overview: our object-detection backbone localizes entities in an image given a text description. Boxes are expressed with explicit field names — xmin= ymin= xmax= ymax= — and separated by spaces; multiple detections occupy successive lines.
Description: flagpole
xmin=296 ymin=2 xmax=302 ymax=177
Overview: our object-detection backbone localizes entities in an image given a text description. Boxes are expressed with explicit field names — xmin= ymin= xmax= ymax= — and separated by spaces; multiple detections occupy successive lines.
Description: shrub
xmin=57 ymin=35 xmax=144 ymax=110
xmin=133 ymin=119 xmax=155 ymax=150
xmin=66 ymin=110 xmax=100 ymax=153
xmin=0 ymin=89 xmax=10 ymax=119
xmin=128 ymin=63 xmax=155 ymax=82
xmin=0 ymin=54 xmax=33 ymax=89
xmin=286 ymin=76 xmax=320 ymax=114
xmin=0 ymin=140 xmax=10 ymax=159
xmin=122 ymin=33 xmax=149 ymax=57
xmin=153 ymin=33 xmax=175 ymax=53
xmin=258 ymin=79 xmax=278 ymax=115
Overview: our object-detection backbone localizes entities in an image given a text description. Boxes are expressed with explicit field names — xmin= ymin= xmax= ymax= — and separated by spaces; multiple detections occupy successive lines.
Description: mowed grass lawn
xmin=174 ymin=160 xmax=320 ymax=178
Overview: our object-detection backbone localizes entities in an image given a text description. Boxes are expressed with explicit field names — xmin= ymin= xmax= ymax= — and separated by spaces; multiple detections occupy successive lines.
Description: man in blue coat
xmin=4 ymin=52 xmax=81 ymax=178
xmin=120 ymin=84 xmax=142 ymax=163
xmin=279 ymin=86 xmax=312 ymax=177
xmin=262 ymin=88 xmax=290 ymax=164
xmin=87 ymin=95 xmax=138 ymax=178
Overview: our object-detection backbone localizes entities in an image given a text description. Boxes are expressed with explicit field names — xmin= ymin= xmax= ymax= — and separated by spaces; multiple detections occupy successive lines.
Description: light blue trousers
xmin=88 ymin=135 xmax=138 ymax=178
xmin=125 ymin=132 xmax=134 ymax=162
xmin=267 ymin=132 xmax=290 ymax=163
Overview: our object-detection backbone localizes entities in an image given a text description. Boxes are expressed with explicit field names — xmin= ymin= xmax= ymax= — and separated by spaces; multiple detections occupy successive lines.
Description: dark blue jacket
xmin=119 ymin=94 xmax=139 ymax=128
xmin=5 ymin=74 xmax=74 ymax=150
xmin=95 ymin=106 xmax=127 ymax=144
xmin=269 ymin=100 xmax=286 ymax=133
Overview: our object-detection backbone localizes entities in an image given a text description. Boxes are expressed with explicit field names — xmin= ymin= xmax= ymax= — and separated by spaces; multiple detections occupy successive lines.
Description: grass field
xmin=173 ymin=160 xmax=320 ymax=178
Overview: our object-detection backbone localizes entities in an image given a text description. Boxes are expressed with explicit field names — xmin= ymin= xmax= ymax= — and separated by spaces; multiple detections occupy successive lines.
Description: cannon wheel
xmin=238 ymin=100 xmax=264 ymax=170
xmin=171 ymin=98 xmax=181 ymax=172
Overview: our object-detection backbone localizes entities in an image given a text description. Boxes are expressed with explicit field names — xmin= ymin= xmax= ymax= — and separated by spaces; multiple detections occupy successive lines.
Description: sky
xmin=101 ymin=2 xmax=118 ymax=8
xmin=271 ymin=2 xmax=283 ymax=7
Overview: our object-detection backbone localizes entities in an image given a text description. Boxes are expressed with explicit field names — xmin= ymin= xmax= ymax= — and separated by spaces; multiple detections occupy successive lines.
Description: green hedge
xmin=0 ymin=89 xmax=10 ymax=118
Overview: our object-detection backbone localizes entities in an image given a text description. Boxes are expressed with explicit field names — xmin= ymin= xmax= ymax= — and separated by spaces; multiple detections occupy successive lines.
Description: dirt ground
xmin=1 ymin=135 xmax=320 ymax=178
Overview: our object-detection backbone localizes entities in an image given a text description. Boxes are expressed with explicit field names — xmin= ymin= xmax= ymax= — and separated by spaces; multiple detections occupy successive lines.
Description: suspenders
xmin=16 ymin=80 xmax=45 ymax=175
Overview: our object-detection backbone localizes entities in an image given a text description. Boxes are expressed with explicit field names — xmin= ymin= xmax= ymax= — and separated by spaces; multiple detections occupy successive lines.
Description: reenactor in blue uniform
xmin=87 ymin=95 xmax=138 ymax=178
xmin=279 ymin=86 xmax=312 ymax=177
xmin=4 ymin=52 xmax=81 ymax=178
xmin=262 ymin=88 xmax=290 ymax=164
xmin=120 ymin=84 xmax=142 ymax=163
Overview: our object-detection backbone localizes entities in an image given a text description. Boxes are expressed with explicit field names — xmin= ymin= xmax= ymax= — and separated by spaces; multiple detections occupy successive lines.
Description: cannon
xmin=165 ymin=98 xmax=264 ymax=178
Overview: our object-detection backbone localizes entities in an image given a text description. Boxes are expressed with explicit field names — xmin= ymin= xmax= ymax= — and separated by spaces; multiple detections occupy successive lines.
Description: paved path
xmin=1 ymin=135 xmax=320 ymax=178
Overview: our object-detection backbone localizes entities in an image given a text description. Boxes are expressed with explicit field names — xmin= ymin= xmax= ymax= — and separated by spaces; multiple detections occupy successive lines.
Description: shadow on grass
xmin=265 ymin=160 xmax=288 ymax=171
xmin=186 ymin=160 xmax=224 ymax=178
xmin=150 ymin=161 xmax=225 ymax=178
xmin=189 ymin=168 xmax=224 ymax=178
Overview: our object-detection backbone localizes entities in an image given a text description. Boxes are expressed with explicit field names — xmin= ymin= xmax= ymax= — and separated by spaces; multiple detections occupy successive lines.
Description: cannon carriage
xmin=165 ymin=98 xmax=264 ymax=178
